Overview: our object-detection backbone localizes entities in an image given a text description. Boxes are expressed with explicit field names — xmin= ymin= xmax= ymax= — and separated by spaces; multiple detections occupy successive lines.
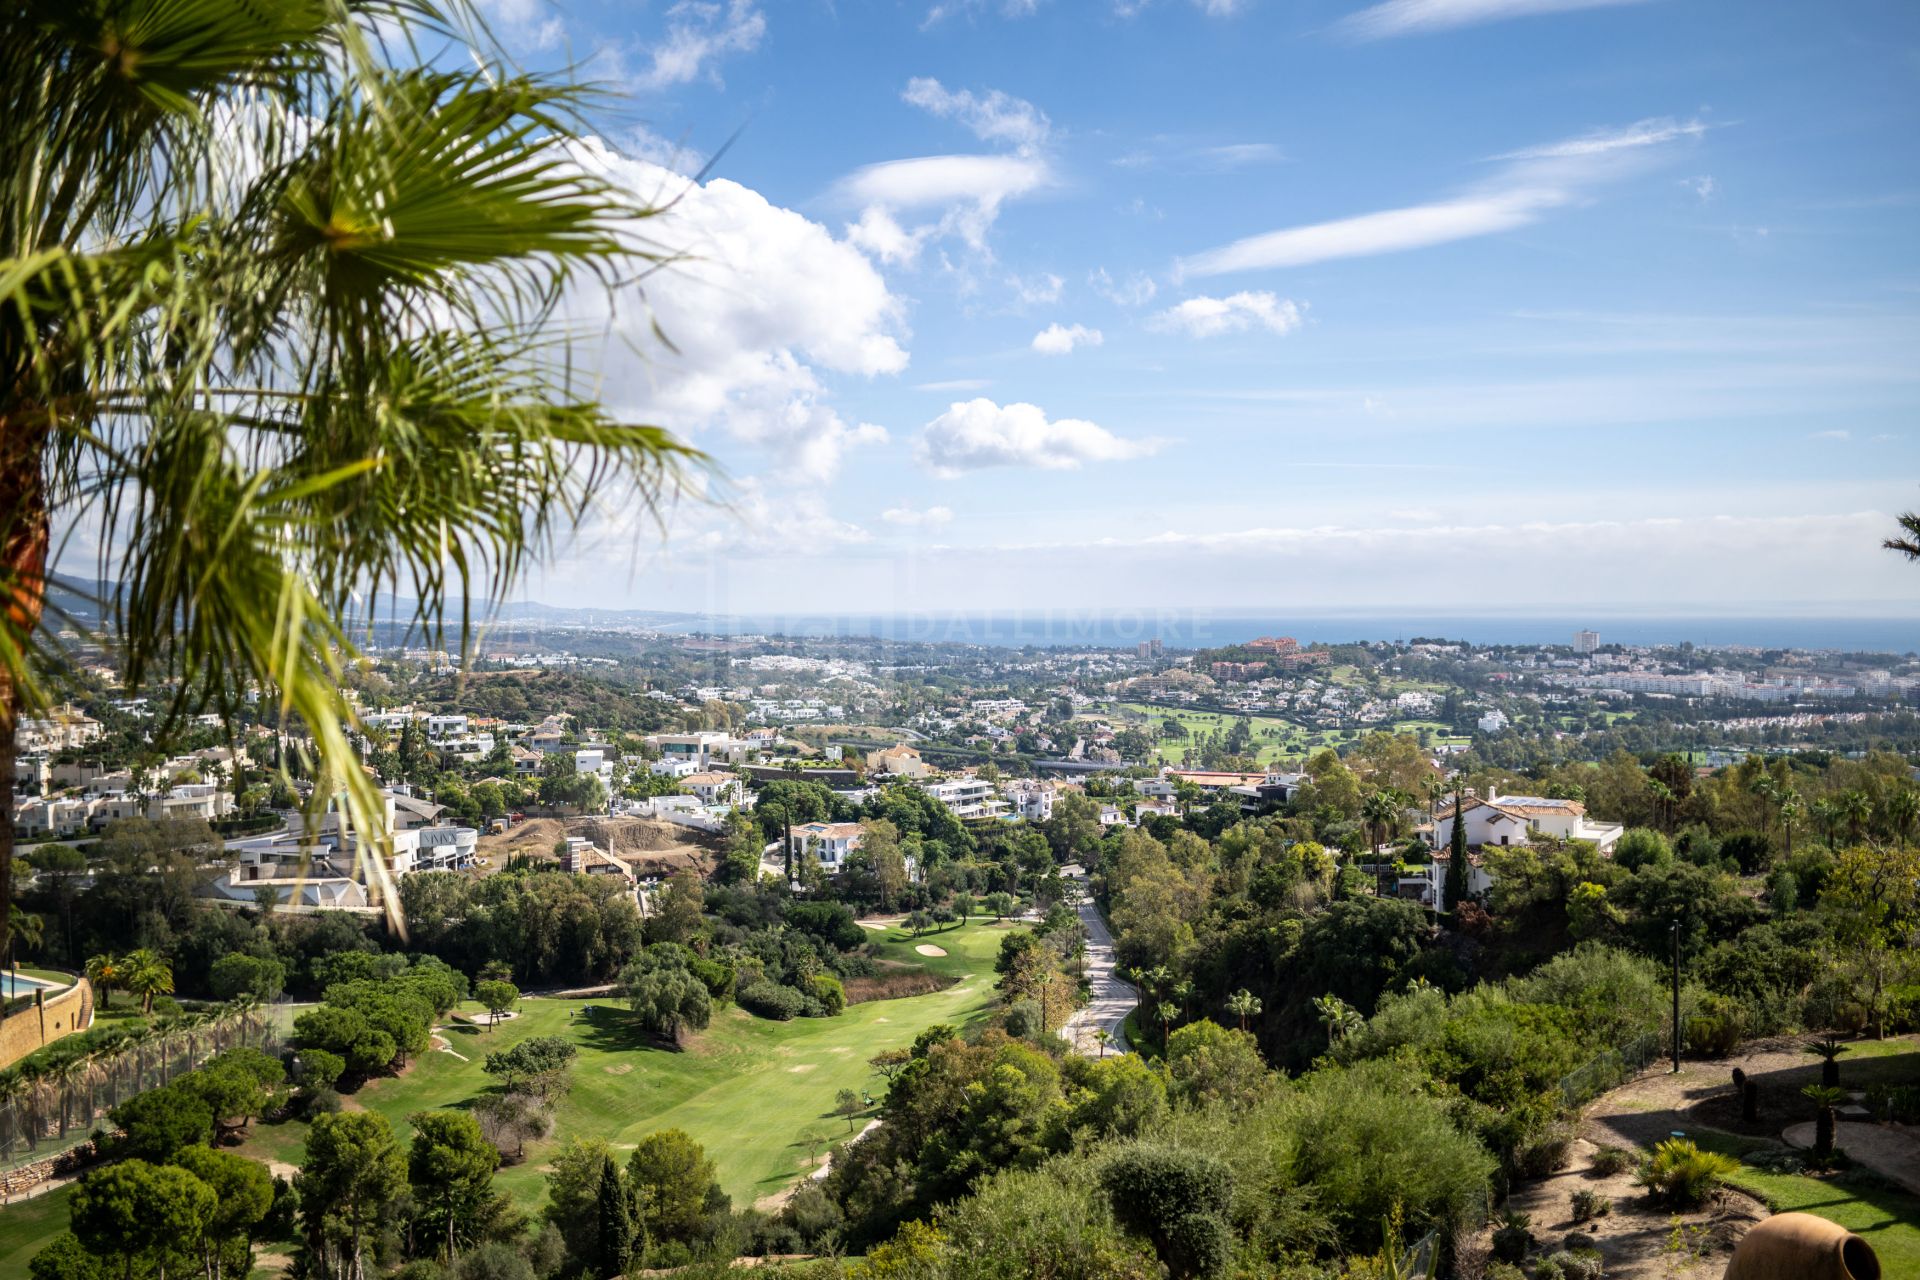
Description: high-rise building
xmin=1573 ymin=629 xmax=1600 ymax=655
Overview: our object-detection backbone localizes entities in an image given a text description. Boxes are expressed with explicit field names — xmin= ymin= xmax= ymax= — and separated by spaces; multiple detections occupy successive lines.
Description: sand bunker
xmin=915 ymin=944 xmax=947 ymax=956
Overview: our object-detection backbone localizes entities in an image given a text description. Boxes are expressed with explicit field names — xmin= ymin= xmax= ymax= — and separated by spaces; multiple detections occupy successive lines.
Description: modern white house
xmin=918 ymin=777 xmax=1007 ymax=820
xmin=1477 ymin=709 xmax=1510 ymax=733
xmin=1431 ymin=788 xmax=1623 ymax=854
xmin=1001 ymin=779 xmax=1054 ymax=821
xmin=788 ymin=820 xmax=865 ymax=869
xmin=649 ymin=732 xmax=749 ymax=769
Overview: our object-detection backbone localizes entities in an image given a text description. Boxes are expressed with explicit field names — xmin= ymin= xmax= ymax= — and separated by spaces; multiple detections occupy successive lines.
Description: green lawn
xmin=0 ymin=920 xmax=1011 ymax=1274
xmin=226 ymin=920 xmax=1008 ymax=1214
xmin=1690 ymin=1131 xmax=1920 ymax=1275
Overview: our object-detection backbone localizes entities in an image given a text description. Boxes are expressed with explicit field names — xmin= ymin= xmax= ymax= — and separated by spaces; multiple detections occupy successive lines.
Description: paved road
xmin=1058 ymin=863 xmax=1136 ymax=1056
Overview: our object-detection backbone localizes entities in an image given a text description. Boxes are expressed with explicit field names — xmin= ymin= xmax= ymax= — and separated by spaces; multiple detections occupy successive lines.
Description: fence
xmin=0 ymin=1001 xmax=286 ymax=1179
xmin=1557 ymin=1030 xmax=1663 ymax=1110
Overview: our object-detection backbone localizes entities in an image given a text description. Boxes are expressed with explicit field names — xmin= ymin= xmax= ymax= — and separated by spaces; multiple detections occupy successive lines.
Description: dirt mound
xmin=479 ymin=816 xmax=715 ymax=858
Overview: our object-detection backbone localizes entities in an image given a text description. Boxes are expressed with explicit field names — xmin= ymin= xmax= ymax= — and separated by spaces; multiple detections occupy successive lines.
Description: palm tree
xmin=0 ymin=1 xmax=700 ymax=959
xmin=1226 ymin=988 xmax=1262 ymax=1032
xmin=123 ymin=950 xmax=173 ymax=1016
xmin=1778 ymin=792 xmax=1802 ymax=859
xmin=1883 ymin=787 xmax=1918 ymax=849
xmin=1313 ymin=993 xmax=1362 ymax=1050
xmin=82 ymin=954 xmax=120 ymax=1013
xmin=1093 ymin=1028 xmax=1111 ymax=1058
xmin=7 ymin=907 xmax=43 ymax=993
xmin=0 ymin=1070 xmax=26 ymax=1166
xmin=1156 ymin=1000 xmax=1178 ymax=1044
xmin=1812 ymin=798 xmax=1842 ymax=851
xmin=1647 ymin=779 xmax=1675 ymax=831
xmin=1806 ymin=1036 xmax=1849 ymax=1089
xmin=1803 ymin=1085 xmax=1847 ymax=1160
xmin=1361 ymin=790 xmax=1399 ymax=853
xmin=1841 ymin=791 xmax=1873 ymax=844
xmin=1172 ymin=979 xmax=1194 ymax=1021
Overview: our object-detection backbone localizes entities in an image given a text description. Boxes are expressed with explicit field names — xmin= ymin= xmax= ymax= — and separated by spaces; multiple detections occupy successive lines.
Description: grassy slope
xmin=1691 ymin=1129 xmax=1920 ymax=1275
xmin=0 ymin=920 xmax=1009 ymax=1273
xmin=236 ymin=920 xmax=1007 ymax=1211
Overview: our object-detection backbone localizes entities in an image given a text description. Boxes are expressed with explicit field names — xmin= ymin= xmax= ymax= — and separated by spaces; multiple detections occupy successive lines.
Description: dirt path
xmin=751 ymin=1119 xmax=883 ymax=1213
xmin=1783 ymin=1121 xmax=1920 ymax=1196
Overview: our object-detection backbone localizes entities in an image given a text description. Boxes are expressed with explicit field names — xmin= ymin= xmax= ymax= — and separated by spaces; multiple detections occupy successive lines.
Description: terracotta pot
xmin=1724 ymin=1212 xmax=1880 ymax=1280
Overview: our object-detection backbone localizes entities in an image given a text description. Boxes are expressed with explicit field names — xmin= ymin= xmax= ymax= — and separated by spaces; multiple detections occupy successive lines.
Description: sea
xmin=670 ymin=611 xmax=1920 ymax=656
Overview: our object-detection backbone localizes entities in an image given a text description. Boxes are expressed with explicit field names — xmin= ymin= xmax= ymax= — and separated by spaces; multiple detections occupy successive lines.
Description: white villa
xmin=1431 ymin=788 xmax=1624 ymax=854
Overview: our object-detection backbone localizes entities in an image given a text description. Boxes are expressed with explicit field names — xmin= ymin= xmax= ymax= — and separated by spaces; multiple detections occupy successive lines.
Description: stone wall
xmin=0 ymin=977 xmax=94 ymax=1072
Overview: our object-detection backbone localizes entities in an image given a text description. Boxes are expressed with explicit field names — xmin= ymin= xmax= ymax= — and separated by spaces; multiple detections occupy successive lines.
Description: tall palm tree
xmin=1778 ymin=792 xmax=1802 ymax=859
xmin=1226 ymin=988 xmax=1262 ymax=1032
xmin=1840 ymin=791 xmax=1873 ymax=845
xmin=1812 ymin=798 xmax=1842 ymax=851
xmin=0 ymin=1070 xmax=26 ymax=1166
xmin=0 ymin=1 xmax=699 ymax=957
xmin=7 ymin=907 xmax=43 ymax=993
xmin=1883 ymin=787 xmax=1918 ymax=849
xmin=1361 ymin=790 xmax=1399 ymax=853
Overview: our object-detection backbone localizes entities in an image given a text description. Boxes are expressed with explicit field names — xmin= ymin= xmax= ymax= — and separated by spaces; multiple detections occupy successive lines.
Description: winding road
xmin=1059 ymin=863 xmax=1136 ymax=1056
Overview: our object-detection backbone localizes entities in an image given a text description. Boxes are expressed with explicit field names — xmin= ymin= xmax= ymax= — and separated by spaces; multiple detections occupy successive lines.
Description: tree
xmin=645 ymin=870 xmax=707 ymax=948
xmin=984 ymin=891 xmax=1015 ymax=922
xmin=627 ymin=1128 xmax=725 ymax=1250
xmin=483 ymin=1036 xmax=577 ymax=1102
xmin=409 ymin=1109 xmax=501 ymax=1261
xmin=594 ymin=1156 xmax=636 ymax=1277
xmin=1821 ymin=843 xmax=1920 ymax=1036
xmin=474 ymin=980 xmax=519 ymax=1030
xmin=619 ymin=948 xmax=712 ymax=1046
xmin=83 ymin=954 xmax=121 ymax=1012
xmin=835 ymin=1089 xmax=865 ymax=1132
xmin=123 ymin=948 xmax=174 ymax=1015
xmin=170 ymin=1145 xmax=274 ymax=1280
xmin=1805 ymin=1035 xmax=1850 ymax=1088
xmin=298 ymin=1112 xmax=407 ymax=1280
xmin=1803 ymin=1085 xmax=1847 ymax=1161
xmin=111 ymin=1086 xmax=213 ymax=1162
xmin=1443 ymin=785 xmax=1472 ymax=913
xmin=208 ymin=953 xmax=286 ymax=1003
xmin=1884 ymin=509 xmax=1920 ymax=562
xmin=1225 ymin=989 xmax=1262 ymax=1033
xmin=0 ymin=0 xmax=697 ymax=962
xmin=71 ymin=1159 xmax=216 ymax=1280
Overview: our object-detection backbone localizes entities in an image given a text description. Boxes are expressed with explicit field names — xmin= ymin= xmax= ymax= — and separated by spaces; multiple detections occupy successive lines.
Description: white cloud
xmin=924 ymin=0 xmax=1042 ymax=26
xmin=1151 ymin=292 xmax=1304 ymax=338
xmin=628 ymin=0 xmax=765 ymax=92
xmin=881 ymin=503 xmax=956 ymax=528
xmin=1009 ymin=272 xmax=1065 ymax=305
xmin=1090 ymin=268 xmax=1159 ymax=307
xmin=563 ymin=138 xmax=907 ymax=484
xmin=1339 ymin=0 xmax=1658 ymax=41
xmin=833 ymin=80 xmax=1056 ymax=267
xmin=1200 ymin=141 xmax=1283 ymax=168
xmin=917 ymin=399 xmax=1160 ymax=475
xmin=903 ymin=78 xmax=1052 ymax=153
xmin=915 ymin=378 xmax=993 ymax=391
xmin=472 ymin=0 xmax=566 ymax=50
xmin=1031 ymin=322 xmax=1104 ymax=355
xmin=1178 ymin=117 xmax=1703 ymax=276
xmin=1684 ymin=175 xmax=1718 ymax=202
xmin=1492 ymin=117 xmax=1707 ymax=161
xmin=1809 ymin=429 xmax=1851 ymax=441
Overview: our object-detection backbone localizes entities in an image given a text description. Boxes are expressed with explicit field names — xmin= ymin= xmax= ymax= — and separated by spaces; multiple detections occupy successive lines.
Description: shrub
xmin=1569 ymin=1190 xmax=1611 ymax=1223
xmin=1485 ymin=1266 xmax=1526 ymax=1280
xmin=1637 ymin=1138 xmax=1739 ymax=1207
xmin=1588 ymin=1145 xmax=1632 ymax=1177
xmin=1004 ymin=1000 xmax=1042 ymax=1039
xmin=1515 ymin=1121 xmax=1576 ymax=1179
xmin=1491 ymin=1211 xmax=1533 ymax=1263
xmin=737 ymin=979 xmax=807 ymax=1021
xmin=1536 ymin=1250 xmax=1602 ymax=1280
xmin=305 ymin=1086 xmax=343 ymax=1115
xmin=1684 ymin=995 xmax=1747 ymax=1058
xmin=809 ymin=974 xmax=846 ymax=1017
xmin=1100 ymin=1144 xmax=1234 ymax=1280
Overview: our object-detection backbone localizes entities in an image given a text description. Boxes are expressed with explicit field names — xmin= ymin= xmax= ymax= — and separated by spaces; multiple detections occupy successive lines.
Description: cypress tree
xmin=594 ymin=1155 xmax=636 ymax=1277
xmin=1444 ymin=784 xmax=1472 ymax=913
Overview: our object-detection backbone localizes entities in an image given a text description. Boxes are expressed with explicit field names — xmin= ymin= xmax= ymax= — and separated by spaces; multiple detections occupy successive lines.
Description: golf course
xmin=0 ymin=918 xmax=1012 ymax=1272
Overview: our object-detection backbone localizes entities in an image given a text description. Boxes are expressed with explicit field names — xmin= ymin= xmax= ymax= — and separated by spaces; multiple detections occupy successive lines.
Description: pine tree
xmin=1444 ymin=784 xmax=1472 ymax=914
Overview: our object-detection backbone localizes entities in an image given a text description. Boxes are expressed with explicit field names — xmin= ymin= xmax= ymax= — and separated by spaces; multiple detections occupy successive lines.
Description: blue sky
xmin=491 ymin=0 xmax=1920 ymax=619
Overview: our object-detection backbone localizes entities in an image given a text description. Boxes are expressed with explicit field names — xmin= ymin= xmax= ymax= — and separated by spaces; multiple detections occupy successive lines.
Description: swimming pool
xmin=0 ymin=973 xmax=57 ymax=998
